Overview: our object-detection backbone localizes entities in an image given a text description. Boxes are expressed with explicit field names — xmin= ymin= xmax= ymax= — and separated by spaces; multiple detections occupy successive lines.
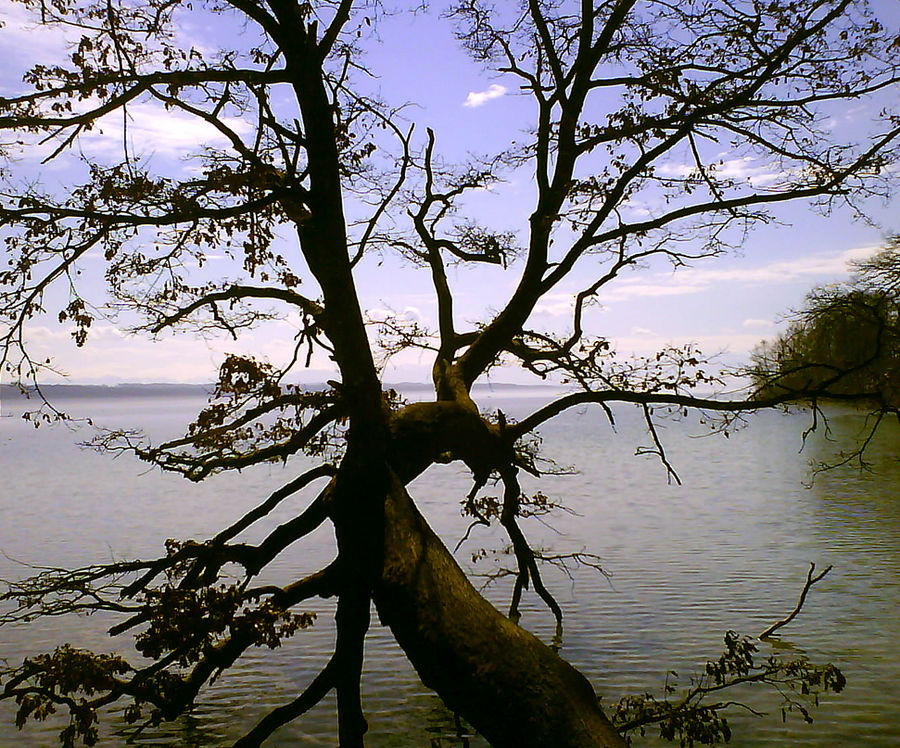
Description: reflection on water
xmin=1 ymin=393 xmax=898 ymax=746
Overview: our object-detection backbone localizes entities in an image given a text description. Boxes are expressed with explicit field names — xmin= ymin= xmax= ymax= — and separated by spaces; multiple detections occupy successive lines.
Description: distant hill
xmin=1 ymin=381 xmax=562 ymax=401
xmin=0 ymin=383 xmax=214 ymax=400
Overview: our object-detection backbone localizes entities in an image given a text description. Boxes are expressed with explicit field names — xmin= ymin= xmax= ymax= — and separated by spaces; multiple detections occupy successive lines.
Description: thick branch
xmin=2 ymin=193 xmax=284 ymax=228
xmin=149 ymin=285 xmax=323 ymax=334
xmin=213 ymin=464 xmax=336 ymax=546
xmin=510 ymin=387 xmax=879 ymax=441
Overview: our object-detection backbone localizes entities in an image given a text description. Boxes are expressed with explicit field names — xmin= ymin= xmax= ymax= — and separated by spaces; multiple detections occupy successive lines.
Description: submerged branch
xmin=232 ymin=658 xmax=338 ymax=747
xmin=759 ymin=562 xmax=833 ymax=640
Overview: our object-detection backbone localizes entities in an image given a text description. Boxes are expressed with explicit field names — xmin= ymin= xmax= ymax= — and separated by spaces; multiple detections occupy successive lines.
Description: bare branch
xmin=149 ymin=285 xmax=323 ymax=334
xmin=232 ymin=659 xmax=338 ymax=747
xmin=213 ymin=463 xmax=337 ymax=546
xmin=759 ymin=563 xmax=833 ymax=639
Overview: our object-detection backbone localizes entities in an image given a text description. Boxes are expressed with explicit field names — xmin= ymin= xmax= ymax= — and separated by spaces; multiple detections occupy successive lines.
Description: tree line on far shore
xmin=751 ymin=237 xmax=900 ymax=412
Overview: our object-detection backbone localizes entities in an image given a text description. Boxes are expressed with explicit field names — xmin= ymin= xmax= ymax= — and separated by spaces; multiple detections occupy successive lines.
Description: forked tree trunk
xmin=372 ymin=474 xmax=626 ymax=748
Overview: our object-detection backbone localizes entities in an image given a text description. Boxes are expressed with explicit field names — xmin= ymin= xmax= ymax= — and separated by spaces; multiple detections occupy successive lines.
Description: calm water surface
xmin=1 ymin=390 xmax=898 ymax=746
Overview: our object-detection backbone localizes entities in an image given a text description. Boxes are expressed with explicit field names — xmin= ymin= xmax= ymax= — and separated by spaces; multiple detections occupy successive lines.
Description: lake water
xmin=1 ymin=389 xmax=898 ymax=747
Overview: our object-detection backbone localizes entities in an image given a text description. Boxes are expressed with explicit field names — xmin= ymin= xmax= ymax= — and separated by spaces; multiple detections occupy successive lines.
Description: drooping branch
xmin=509 ymin=387 xmax=879 ymax=442
xmin=148 ymin=285 xmax=323 ymax=334
xmin=636 ymin=403 xmax=683 ymax=486
xmin=497 ymin=464 xmax=564 ymax=638
xmin=613 ymin=631 xmax=847 ymax=743
xmin=1 ymin=225 xmax=111 ymax=346
xmin=0 ymin=560 xmax=151 ymax=627
xmin=1 ymin=556 xmax=338 ymax=744
xmin=231 ymin=657 xmax=338 ymax=747
xmin=119 ymin=403 xmax=344 ymax=481
xmin=212 ymin=464 xmax=337 ymax=546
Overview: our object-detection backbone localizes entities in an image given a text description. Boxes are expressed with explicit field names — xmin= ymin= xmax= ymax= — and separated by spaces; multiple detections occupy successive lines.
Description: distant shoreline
xmin=0 ymin=381 xmax=564 ymax=400
xmin=1 ymin=383 xmax=215 ymax=399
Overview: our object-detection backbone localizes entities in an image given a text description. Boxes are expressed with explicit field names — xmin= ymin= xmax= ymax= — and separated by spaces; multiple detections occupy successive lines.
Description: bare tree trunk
xmin=373 ymin=474 xmax=626 ymax=748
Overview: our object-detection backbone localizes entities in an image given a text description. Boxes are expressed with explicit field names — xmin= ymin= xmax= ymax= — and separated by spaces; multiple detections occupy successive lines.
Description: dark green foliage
xmin=1 ymin=534 xmax=317 ymax=744
xmin=612 ymin=632 xmax=846 ymax=747
xmin=134 ymin=582 xmax=315 ymax=662
xmin=4 ymin=646 xmax=131 ymax=746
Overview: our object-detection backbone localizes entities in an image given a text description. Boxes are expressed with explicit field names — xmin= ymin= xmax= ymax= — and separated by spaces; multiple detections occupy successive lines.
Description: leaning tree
xmin=1 ymin=0 xmax=899 ymax=746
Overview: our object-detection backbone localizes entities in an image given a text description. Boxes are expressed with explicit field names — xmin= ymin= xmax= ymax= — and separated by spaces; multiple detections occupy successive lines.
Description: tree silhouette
xmin=750 ymin=238 xmax=900 ymax=467
xmin=1 ymin=1 xmax=898 ymax=746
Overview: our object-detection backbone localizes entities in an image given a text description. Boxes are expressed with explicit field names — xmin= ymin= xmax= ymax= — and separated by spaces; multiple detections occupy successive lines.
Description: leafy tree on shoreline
xmin=749 ymin=238 xmax=900 ymax=474
xmin=751 ymin=238 xmax=900 ymax=413
xmin=1 ymin=1 xmax=898 ymax=746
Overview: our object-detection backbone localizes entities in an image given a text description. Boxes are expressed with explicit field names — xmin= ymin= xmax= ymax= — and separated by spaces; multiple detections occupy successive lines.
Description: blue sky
xmin=1 ymin=0 xmax=897 ymax=385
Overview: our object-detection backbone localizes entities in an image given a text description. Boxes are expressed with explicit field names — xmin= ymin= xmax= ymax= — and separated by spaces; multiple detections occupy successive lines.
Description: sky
xmin=1 ymin=0 xmax=898 ymax=386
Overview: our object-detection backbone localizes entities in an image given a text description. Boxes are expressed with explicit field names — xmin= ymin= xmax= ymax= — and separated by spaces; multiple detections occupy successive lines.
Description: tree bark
xmin=373 ymin=473 xmax=626 ymax=748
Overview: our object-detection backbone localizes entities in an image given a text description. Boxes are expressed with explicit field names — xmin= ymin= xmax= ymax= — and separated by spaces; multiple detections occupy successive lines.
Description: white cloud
xmin=600 ymin=282 xmax=703 ymax=302
xmin=741 ymin=318 xmax=774 ymax=329
xmin=598 ymin=245 xmax=879 ymax=303
xmin=402 ymin=306 xmax=424 ymax=322
xmin=657 ymin=156 xmax=784 ymax=188
xmin=463 ymin=84 xmax=507 ymax=108
xmin=368 ymin=306 xmax=424 ymax=323
xmin=81 ymin=101 xmax=252 ymax=160
xmin=532 ymin=293 xmax=575 ymax=317
xmin=611 ymin=330 xmax=772 ymax=358
xmin=691 ymin=245 xmax=876 ymax=284
xmin=0 ymin=1 xmax=71 ymax=64
xmin=715 ymin=157 xmax=782 ymax=187
xmin=620 ymin=199 xmax=654 ymax=217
